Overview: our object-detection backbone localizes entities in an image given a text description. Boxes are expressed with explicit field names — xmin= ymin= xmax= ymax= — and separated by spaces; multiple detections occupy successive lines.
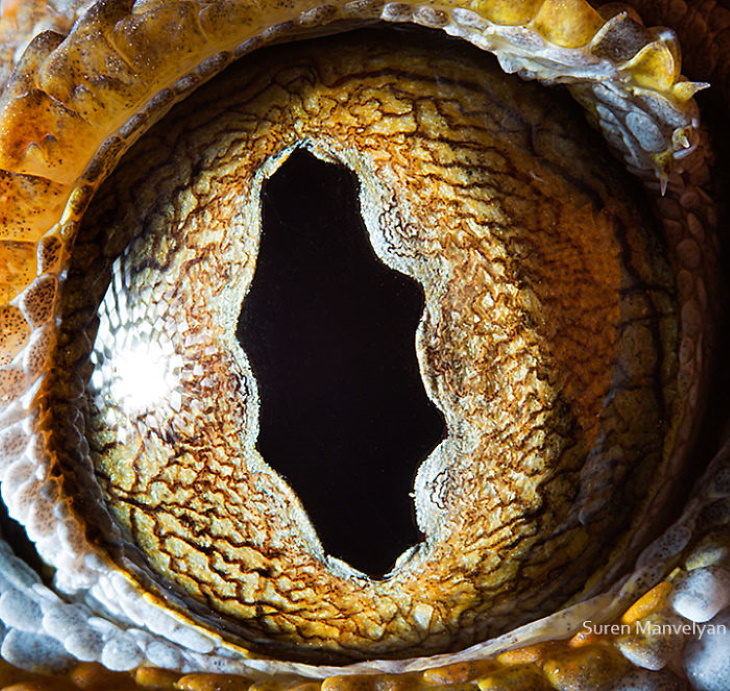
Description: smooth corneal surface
xmin=0 ymin=0 xmax=728 ymax=690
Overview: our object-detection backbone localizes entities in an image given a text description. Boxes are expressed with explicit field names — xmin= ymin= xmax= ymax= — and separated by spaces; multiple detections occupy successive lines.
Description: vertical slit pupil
xmin=238 ymin=148 xmax=446 ymax=577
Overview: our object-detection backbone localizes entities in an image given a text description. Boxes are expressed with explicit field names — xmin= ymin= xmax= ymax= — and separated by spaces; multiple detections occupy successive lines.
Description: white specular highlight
xmin=90 ymin=262 xmax=184 ymax=428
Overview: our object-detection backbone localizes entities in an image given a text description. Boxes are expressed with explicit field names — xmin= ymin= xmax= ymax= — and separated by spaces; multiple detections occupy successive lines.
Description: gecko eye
xmin=51 ymin=28 xmax=683 ymax=664
xmin=0 ymin=2 xmax=727 ymax=690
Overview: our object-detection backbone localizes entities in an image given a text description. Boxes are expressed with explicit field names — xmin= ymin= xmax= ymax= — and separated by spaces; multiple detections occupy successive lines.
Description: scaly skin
xmin=0 ymin=0 xmax=727 ymax=689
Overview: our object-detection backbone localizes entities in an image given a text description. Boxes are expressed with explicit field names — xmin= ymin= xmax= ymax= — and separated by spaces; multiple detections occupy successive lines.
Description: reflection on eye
xmin=0 ymin=1 xmax=727 ymax=690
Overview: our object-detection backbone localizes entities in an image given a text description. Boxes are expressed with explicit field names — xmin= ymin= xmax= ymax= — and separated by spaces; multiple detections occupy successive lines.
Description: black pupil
xmin=238 ymin=148 xmax=446 ymax=577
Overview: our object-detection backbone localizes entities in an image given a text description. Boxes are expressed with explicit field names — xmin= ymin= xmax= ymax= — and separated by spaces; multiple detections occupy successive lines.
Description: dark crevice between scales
xmin=238 ymin=148 xmax=446 ymax=578
xmin=0 ymin=500 xmax=52 ymax=586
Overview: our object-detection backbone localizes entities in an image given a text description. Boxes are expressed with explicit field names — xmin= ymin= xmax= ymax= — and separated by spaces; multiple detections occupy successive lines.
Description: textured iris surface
xmin=51 ymin=30 xmax=678 ymax=661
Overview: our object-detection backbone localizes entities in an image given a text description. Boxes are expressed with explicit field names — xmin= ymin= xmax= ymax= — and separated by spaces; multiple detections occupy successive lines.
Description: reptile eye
xmin=0 ymin=2 xmax=728 ymax=691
